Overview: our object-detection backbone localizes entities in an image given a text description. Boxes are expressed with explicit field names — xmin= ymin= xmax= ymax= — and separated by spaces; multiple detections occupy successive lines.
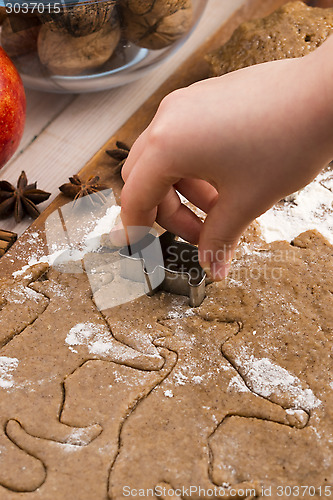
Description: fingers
xmin=198 ymin=196 xmax=252 ymax=281
xmin=109 ymin=148 xmax=180 ymax=245
xmin=122 ymin=152 xmax=216 ymax=243
xmin=121 ymin=129 xmax=149 ymax=183
xmin=156 ymin=188 xmax=203 ymax=244
xmin=121 ymin=160 xmax=179 ymax=223
xmin=174 ymin=178 xmax=218 ymax=213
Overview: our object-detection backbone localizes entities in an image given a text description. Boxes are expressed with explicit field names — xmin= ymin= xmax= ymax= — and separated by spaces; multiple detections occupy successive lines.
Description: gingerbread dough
xmin=0 ymin=227 xmax=331 ymax=499
xmin=0 ymin=2 xmax=332 ymax=496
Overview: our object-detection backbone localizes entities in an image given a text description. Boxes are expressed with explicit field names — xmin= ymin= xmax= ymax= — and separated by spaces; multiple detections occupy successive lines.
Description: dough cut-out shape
xmin=108 ymin=316 xmax=308 ymax=499
xmin=0 ymin=263 xmax=49 ymax=349
xmin=3 ymin=351 xmax=175 ymax=500
xmin=210 ymin=416 xmax=329 ymax=491
xmin=197 ymin=231 xmax=333 ymax=494
xmin=0 ymin=266 xmax=171 ymax=493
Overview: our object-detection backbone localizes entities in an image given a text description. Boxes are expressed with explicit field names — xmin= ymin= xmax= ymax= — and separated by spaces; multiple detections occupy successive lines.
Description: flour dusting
xmin=65 ymin=322 xmax=115 ymax=355
xmin=13 ymin=201 xmax=121 ymax=278
xmin=83 ymin=205 xmax=121 ymax=253
xmin=9 ymin=285 xmax=40 ymax=304
xmin=0 ymin=357 xmax=19 ymax=389
xmin=236 ymin=348 xmax=321 ymax=411
xmin=164 ymin=390 xmax=174 ymax=398
xmin=174 ymin=371 xmax=188 ymax=386
xmin=66 ymin=428 xmax=94 ymax=446
xmin=258 ymin=169 xmax=333 ymax=244
xmin=228 ymin=375 xmax=249 ymax=393
xmin=65 ymin=322 xmax=155 ymax=362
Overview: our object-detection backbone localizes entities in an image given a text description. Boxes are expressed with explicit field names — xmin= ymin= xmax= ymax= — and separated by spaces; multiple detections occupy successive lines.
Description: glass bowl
xmin=0 ymin=0 xmax=207 ymax=93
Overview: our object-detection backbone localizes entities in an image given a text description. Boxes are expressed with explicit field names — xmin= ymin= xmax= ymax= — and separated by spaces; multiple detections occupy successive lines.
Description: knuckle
xmin=147 ymin=123 xmax=169 ymax=152
xmin=149 ymin=89 xmax=187 ymax=149
xmin=159 ymin=88 xmax=185 ymax=112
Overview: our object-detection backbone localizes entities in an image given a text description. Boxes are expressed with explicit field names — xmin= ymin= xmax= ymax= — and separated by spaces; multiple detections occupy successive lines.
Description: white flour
xmin=258 ymin=169 xmax=333 ymax=244
xmin=0 ymin=357 xmax=19 ymax=389
xmin=9 ymin=285 xmax=40 ymax=304
xmin=235 ymin=348 xmax=321 ymax=411
xmin=65 ymin=428 xmax=94 ymax=446
xmin=227 ymin=375 xmax=249 ymax=393
xmin=83 ymin=205 xmax=121 ymax=253
xmin=65 ymin=322 xmax=115 ymax=355
xmin=13 ymin=204 xmax=121 ymax=278
xmin=179 ymin=170 xmax=333 ymax=245
xmin=164 ymin=390 xmax=174 ymax=398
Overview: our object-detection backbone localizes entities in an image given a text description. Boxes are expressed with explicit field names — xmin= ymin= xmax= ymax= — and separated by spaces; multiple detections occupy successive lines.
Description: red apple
xmin=0 ymin=47 xmax=26 ymax=170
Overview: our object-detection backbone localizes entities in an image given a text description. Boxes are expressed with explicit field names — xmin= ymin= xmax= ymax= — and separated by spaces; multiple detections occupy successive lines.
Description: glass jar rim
xmin=0 ymin=0 xmax=110 ymax=9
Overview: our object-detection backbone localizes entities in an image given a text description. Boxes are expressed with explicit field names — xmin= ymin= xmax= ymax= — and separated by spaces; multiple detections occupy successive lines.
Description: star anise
xmin=59 ymin=174 xmax=108 ymax=206
xmin=106 ymin=141 xmax=130 ymax=176
xmin=0 ymin=171 xmax=51 ymax=223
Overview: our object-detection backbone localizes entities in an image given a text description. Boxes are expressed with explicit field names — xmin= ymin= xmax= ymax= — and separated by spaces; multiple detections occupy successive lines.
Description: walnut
xmin=120 ymin=0 xmax=193 ymax=49
xmin=39 ymin=0 xmax=116 ymax=37
xmin=38 ymin=18 xmax=121 ymax=76
xmin=1 ymin=16 xmax=40 ymax=58
xmin=309 ymin=0 xmax=333 ymax=6
xmin=122 ymin=0 xmax=191 ymax=17
xmin=0 ymin=7 xmax=7 ymax=25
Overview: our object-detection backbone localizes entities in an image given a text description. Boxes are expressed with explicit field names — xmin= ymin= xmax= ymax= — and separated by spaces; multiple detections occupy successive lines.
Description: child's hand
xmin=112 ymin=37 xmax=333 ymax=279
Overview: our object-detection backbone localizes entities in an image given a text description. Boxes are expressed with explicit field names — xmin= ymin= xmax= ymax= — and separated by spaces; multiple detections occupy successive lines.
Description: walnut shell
xmin=0 ymin=7 xmax=7 ymax=25
xmin=1 ymin=16 xmax=40 ymax=58
xmin=122 ymin=0 xmax=191 ymax=17
xmin=38 ymin=18 xmax=121 ymax=76
xmin=309 ymin=0 xmax=333 ymax=6
xmin=120 ymin=0 xmax=193 ymax=49
xmin=39 ymin=0 xmax=116 ymax=37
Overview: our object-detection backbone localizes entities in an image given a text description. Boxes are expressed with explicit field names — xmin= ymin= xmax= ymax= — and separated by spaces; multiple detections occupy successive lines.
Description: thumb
xmin=198 ymin=196 xmax=250 ymax=281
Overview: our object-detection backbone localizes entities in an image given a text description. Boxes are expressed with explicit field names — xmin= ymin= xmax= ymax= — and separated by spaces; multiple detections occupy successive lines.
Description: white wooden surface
xmin=0 ymin=0 xmax=245 ymax=235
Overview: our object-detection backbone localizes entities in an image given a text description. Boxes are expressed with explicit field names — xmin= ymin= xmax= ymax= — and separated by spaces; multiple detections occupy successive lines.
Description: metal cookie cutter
xmin=119 ymin=231 xmax=210 ymax=307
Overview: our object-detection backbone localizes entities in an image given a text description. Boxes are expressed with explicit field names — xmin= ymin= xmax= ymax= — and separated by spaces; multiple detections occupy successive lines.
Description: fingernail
xmin=200 ymin=262 xmax=212 ymax=280
xmin=109 ymin=223 xmax=128 ymax=247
